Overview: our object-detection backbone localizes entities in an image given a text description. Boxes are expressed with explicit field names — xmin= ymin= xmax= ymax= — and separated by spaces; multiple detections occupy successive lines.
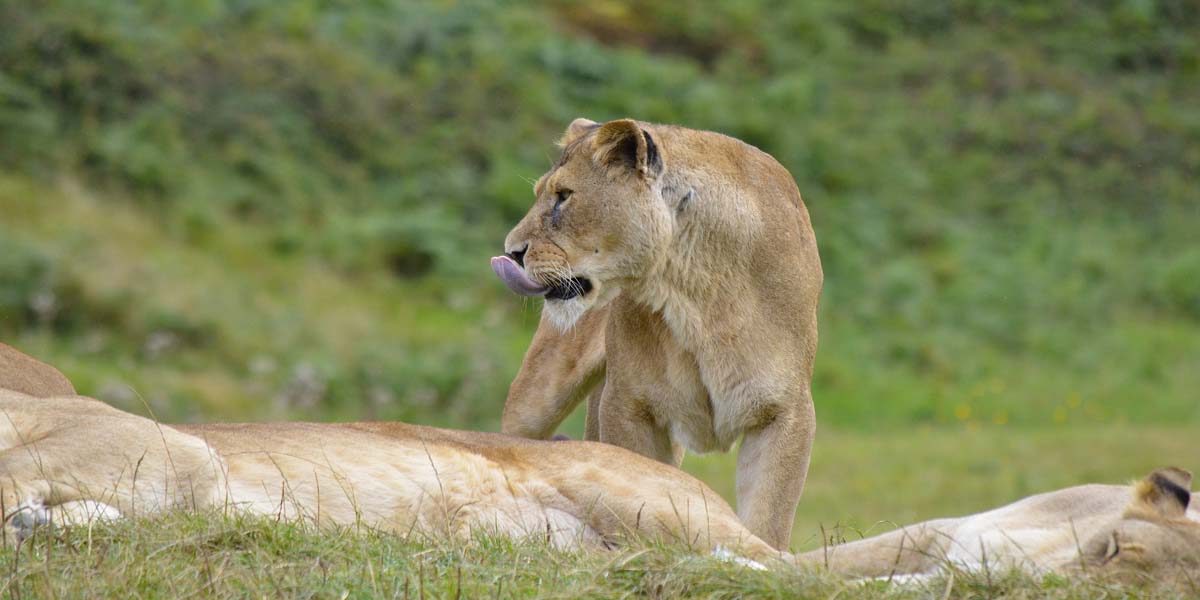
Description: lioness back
xmin=0 ymin=342 xmax=75 ymax=397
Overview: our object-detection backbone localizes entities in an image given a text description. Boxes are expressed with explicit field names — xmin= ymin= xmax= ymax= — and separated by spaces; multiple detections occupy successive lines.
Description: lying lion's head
xmin=493 ymin=118 xmax=672 ymax=329
xmin=1077 ymin=467 xmax=1200 ymax=583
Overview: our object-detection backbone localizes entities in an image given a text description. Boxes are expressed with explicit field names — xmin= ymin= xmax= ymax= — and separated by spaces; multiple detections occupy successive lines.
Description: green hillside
xmin=1 ymin=0 xmax=1197 ymax=432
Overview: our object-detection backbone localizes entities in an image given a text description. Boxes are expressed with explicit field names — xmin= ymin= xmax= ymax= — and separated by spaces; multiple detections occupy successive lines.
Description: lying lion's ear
xmin=559 ymin=118 xmax=599 ymax=147
xmin=1127 ymin=467 xmax=1192 ymax=519
xmin=592 ymin=119 xmax=662 ymax=180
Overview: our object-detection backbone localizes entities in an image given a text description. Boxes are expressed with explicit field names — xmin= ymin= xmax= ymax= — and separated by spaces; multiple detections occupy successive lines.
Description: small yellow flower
xmin=955 ymin=403 xmax=972 ymax=421
xmin=1053 ymin=407 xmax=1068 ymax=423
xmin=1067 ymin=393 xmax=1081 ymax=409
xmin=992 ymin=411 xmax=1009 ymax=426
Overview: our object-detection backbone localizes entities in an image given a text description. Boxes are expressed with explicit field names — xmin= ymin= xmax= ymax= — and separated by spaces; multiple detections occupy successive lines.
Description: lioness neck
xmin=625 ymin=128 xmax=790 ymax=345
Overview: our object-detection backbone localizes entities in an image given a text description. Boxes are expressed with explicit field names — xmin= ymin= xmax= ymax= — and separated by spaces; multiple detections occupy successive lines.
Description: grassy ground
xmin=2 ymin=498 xmax=1192 ymax=599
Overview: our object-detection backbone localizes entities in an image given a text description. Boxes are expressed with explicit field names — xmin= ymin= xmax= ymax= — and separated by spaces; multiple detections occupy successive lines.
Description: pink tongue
xmin=491 ymin=255 xmax=550 ymax=296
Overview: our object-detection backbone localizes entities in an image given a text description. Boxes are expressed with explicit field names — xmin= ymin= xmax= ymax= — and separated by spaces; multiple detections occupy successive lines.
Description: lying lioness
xmin=4 ymin=387 xmax=1199 ymax=584
xmin=809 ymin=466 xmax=1200 ymax=583
xmin=1 ymin=388 xmax=779 ymax=559
xmin=2 ymin=346 xmax=1198 ymax=584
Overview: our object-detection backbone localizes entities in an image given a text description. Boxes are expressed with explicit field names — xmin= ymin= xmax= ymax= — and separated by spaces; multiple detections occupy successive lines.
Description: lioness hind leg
xmin=1 ymin=411 xmax=225 ymax=529
xmin=597 ymin=468 xmax=782 ymax=563
xmin=0 ymin=449 xmax=118 ymax=541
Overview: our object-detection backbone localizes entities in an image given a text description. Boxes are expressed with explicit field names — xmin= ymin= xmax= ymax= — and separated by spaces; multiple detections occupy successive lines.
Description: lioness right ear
xmin=592 ymin=119 xmax=662 ymax=180
xmin=1127 ymin=467 xmax=1192 ymax=519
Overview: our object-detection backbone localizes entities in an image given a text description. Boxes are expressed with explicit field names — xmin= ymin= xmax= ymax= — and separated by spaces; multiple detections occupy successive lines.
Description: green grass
xmin=5 ymin=174 xmax=1200 ymax=432
xmin=3 ymin=512 xmax=1193 ymax=599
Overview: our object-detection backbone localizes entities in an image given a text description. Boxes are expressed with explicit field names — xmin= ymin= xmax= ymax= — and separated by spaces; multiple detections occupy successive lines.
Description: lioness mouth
xmin=490 ymin=255 xmax=593 ymax=300
xmin=544 ymin=277 xmax=592 ymax=301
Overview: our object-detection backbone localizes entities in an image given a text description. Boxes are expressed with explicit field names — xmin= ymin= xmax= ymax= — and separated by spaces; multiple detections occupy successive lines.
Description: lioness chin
xmin=494 ymin=118 xmax=822 ymax=550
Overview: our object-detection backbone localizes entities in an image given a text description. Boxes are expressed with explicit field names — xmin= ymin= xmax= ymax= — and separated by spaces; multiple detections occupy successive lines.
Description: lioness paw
xmin=8 ymin=499 xmax=51 ymax=541
xmin=712 ymin=545 xmax=768 ymax=571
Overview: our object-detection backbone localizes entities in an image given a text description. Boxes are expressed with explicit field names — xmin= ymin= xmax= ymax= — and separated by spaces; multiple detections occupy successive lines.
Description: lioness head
xmin=493 ymin=118 xmax=672 ymax=329
xmin=1077 ymin=467 xmax=1200 ymax=583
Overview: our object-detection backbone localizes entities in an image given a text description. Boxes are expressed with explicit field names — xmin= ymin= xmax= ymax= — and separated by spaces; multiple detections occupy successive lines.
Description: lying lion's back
xmin=0 ymin=342 xmax=75 ymax=398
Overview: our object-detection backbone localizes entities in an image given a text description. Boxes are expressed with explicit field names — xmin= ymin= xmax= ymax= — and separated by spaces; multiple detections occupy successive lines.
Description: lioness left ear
xmin=559 ymin=117 xmax=599 ymax=147
xmin=592 ymin=119 xmax=662 ymax=180
xmin=1128 ymin=467 xmax=1192 ymax=519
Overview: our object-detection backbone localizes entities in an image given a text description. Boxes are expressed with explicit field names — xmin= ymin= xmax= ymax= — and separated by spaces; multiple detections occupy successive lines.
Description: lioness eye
xmin=551 ymin=190 xmax=571 ymax=227
xmin=1104 ymin=533 xmax=1120 ymax=561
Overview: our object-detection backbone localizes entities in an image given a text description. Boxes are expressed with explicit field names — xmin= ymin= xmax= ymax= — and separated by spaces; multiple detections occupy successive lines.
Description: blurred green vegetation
xmin=1 ymin=0 xmax=1197 ymax=431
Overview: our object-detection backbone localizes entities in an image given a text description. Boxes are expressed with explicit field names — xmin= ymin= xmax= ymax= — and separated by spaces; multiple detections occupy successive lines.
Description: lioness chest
xmin=615 ymin=303 xmax=774 ymax=453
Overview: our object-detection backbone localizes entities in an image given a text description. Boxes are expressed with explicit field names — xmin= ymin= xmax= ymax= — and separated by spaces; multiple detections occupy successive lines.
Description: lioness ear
xmin=559 ymin=118 xmax=599 ymax=147
xmin=1127 ymin=467 xmax=1192 ymax=519
xmin=592 ymin=119 xmax=662 ymax=180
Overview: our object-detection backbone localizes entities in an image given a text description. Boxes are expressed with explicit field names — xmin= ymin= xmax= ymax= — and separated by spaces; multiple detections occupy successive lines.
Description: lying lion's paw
xmin=57 ymin=500 xmax=122 ymax=524
xmin=712 ymin=545 xmax=768 ymax=571
xmin=8 ymin=499 xmax=51 ymax=541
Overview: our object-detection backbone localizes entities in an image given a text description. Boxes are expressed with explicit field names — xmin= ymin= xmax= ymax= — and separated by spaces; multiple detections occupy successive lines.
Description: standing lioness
xmin=493 ymin=118 xmax=822 ymax=549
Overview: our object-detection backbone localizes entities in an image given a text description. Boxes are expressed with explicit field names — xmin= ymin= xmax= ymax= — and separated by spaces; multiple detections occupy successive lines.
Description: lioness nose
xmin=506 ymin=244 xmax=528 ymax=268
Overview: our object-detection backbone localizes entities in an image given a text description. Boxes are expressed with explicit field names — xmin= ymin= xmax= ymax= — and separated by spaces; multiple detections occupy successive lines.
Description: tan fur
xmin=0 ymin=343 xmax=75 ymax=398
xmin=0 ymin=388 xmax=778 ymax=560
xmin=500 ymin=118 xmax=822 ymax=550
xmin=799 ymin=468 xmax=1200 ymax=584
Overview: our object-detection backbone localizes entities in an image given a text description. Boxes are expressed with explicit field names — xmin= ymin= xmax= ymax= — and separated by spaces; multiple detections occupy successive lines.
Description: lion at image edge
xmin=493 ymin=117 xmax=823 ymax=550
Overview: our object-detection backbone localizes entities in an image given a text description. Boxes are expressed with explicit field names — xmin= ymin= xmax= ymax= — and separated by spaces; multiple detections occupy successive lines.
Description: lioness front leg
xmin=501 ymin=306 xmax=607 ymax=440
xmin=597 ymin=301 xmax=686 ymax=465
xmin=734 ymin=392 xmax=816 ymax=550
xmin=583 ymin=381 xmax=605 ymax=441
